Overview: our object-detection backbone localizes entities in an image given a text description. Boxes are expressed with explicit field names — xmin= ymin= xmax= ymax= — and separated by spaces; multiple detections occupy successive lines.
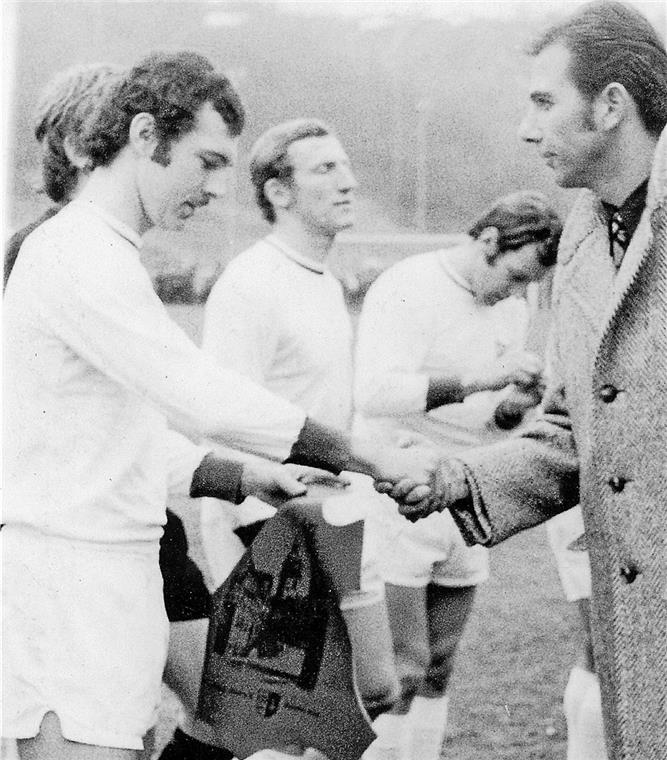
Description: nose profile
xmin=205 ymin=167 xmax=230 ymax=199
xmin=518 ymin=111 xmax=540 ymax=144
xmin=339 ymin=163 xmax=358 ymax=192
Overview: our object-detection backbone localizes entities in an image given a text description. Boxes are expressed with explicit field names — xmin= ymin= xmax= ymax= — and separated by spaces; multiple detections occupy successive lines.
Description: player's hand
xmin=493 ymin=382 xmax=545 ymax=429
xmin=394 ymin=431 xmax=433 ymax=449
xmin=370 ymin=443 xmax=440 ymax=495
xmin=508 ymin=382 xmax=545 ymax=408
xmin=284 ymin=464 xmax=351 ymax=489
xmin=240 ymin=461 xmax=307 ymax=506
xmin=383 ymin=458 xmax=471 ymax=522
xmin=374 ymin=476 xmax=431 ymax=505
xmin=372 ymin=442 xmax=440 ymax=503
xmin=467 ymin=349 xmax=544 ymax=393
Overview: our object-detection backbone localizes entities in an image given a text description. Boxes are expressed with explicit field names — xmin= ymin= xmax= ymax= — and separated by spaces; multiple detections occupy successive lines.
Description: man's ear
xmin=479 ymin=226 xmax=500 ymax=263
xmin=263 ymin=177 xmax=293 ymax=212
xmin=128 ymin=112 xmax=159 ymax=159
xmin=593 ymin=82 xmax=632 ymax=131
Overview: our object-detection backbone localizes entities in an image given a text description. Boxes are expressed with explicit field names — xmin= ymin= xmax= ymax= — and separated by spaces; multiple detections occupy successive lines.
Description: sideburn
xmin=580 ymin=100 xmax=597 ymax=132
xmin=151 ymin=138 xmax=172 ymax=167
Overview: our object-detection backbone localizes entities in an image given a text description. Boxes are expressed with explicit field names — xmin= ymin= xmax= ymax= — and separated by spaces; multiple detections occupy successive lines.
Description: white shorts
xmin=370 ymin=503 xmax=488 ymax=589
xmin=2 ymin=527 xmax=169 ymax=750
xmin=546 ymin=507 xmax=592 ymax=602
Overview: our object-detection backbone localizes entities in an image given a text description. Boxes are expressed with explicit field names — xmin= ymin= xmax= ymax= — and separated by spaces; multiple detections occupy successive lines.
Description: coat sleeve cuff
xmin=446 ymin=459 xmax=495 ymax=546
xmin=425 ymin=375 xmax=465 ymax=411
xmin=285 ymin=417 xmax=349 ymax=475
xmin=189 ymin=452 xmax=245 ymax=504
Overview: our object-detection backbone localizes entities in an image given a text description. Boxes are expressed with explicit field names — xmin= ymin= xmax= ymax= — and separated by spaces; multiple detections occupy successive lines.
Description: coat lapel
xmin=594 ymin=207 xmax=653 ymax=360
xmin=595 ymin=132 xmax=667 ymax=360
xmin=555 ymin=191 xmax=616 ymax=338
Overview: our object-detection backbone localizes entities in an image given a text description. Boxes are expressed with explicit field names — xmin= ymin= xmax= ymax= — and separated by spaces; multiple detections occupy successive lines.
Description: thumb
xmin=275 ymin=468 xmax=308 ymax=498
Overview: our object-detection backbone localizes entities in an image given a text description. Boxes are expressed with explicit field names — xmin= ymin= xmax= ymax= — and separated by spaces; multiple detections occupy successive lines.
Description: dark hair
xmin=249 ymin=118 xmax=331 ymax=223
xmin=33 ymin=63 xmax=125 ymax=202
xmin=530 ymin=0 xmax=667 ymax=136
xmin=468 ymin=191 xmax=563 ymax=266
xmin=85 ymin=51 xmax=245 ymax=169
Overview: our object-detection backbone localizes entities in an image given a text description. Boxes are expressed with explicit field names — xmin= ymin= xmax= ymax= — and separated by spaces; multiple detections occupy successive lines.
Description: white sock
xmin=408 ymin=694 xmax=449 ymax=760
xmin=362 ymin=713 xmax=409 ymax=760
xmin=564 ymin=667 xmax=607 ymax=760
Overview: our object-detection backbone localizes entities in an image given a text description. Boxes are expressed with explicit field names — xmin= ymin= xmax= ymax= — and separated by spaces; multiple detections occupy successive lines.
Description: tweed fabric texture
xmin=453 ymin=127 xmax=667 ymax=760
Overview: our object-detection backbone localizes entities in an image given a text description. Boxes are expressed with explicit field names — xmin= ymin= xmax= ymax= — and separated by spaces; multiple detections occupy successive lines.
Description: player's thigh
xmin=4 ymin=530 xmax=166 ymax=752
xmin=162 ymin=618 xmax=210 ymax=716
xmin=17 ymin=712 xmax=138 ymax=760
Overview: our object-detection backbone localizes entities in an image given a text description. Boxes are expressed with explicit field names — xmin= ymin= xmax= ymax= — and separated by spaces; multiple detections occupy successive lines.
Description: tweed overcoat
xmin=452 ymin=129 xmax=667 ymax=760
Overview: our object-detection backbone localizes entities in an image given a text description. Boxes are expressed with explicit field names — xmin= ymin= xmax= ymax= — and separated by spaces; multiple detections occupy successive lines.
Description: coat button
xmin=599 ymin=384 xmax=618 ymax=403
xmin=620 ymin=564 xmax=639 ymax=584
xmin=608 ymin=476 xmax=627 ymax=493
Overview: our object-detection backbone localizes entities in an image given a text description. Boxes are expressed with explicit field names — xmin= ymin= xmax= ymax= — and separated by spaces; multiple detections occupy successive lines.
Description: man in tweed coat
xmin=385 ymin=3 xmax=667 ymax=758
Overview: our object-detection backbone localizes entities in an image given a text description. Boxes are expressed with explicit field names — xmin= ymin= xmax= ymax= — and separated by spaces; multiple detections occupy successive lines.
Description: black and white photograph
xmin=2 ymin=1 xmax=666 ymax=759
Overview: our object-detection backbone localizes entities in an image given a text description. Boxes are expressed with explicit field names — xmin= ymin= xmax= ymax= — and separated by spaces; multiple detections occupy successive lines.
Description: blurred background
xmin=3 ymin=0 xmax=664 ymax=302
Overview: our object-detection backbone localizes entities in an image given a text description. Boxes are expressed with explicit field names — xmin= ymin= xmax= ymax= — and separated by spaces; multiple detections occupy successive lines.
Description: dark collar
xmin=600 ymin=179 xmax=649 ymax=243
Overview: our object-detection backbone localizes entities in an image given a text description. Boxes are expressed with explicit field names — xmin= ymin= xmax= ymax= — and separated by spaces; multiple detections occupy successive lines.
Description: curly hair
xmin=85 ymin=51 xmax=245 ymax=169
xmin=468 ymin=191 xmax=563 ymax=266
xmin=33 ymin=63 xmax=126 ymax=203
xmin=249 ymin=118 xmax=331 ymax=223
xmin=530 ymin=1 xmax=667 ymax=137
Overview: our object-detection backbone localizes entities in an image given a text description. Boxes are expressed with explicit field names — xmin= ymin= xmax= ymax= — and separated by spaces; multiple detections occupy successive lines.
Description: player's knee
xmin=17 ymin=713 xmax=68 ymax=759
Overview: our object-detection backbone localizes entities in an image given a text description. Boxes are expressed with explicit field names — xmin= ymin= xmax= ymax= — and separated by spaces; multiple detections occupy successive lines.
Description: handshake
xmin=369 ymin=441 xmax=470 ymax=521
xmin=237 ymin=440 xmax=467 ymax=523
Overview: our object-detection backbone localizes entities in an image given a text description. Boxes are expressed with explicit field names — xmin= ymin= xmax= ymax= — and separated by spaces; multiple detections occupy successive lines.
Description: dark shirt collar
xmin=601 ymin=179 xmax=649 ymax=244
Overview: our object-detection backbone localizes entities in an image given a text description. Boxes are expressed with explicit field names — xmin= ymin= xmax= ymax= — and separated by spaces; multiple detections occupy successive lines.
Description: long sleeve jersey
xmin=3 ymin=202 xmax=307 ymax=544
xmin=354 ymin=250 xmax=529 ymax=453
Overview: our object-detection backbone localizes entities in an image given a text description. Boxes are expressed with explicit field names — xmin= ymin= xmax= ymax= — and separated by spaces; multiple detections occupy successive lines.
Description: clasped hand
xmin=238 ymin=442 xmax=469 ymax=522
xmin=370 ymin=439 xmax=470 ymax=522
